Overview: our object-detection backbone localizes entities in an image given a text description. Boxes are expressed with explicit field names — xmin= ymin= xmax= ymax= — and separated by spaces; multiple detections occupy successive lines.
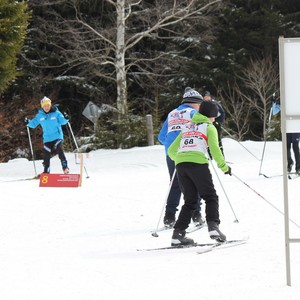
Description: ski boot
xmin=192 ymin=210 xmax=205 ymax=226
xmin=171 ymin=229 xmax=194 ymax=246
xmin=163 ymin=212 xmax=176 ymax=228
xmin=207 ymin=221 xmax=226 ymax=242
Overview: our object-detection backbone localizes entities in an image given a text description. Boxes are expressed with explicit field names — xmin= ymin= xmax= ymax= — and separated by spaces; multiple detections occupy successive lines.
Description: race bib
xmin=178 ymin=123 xmax=208 ymax=154
xmin=167 ymin=108 xmax=194 ymax=133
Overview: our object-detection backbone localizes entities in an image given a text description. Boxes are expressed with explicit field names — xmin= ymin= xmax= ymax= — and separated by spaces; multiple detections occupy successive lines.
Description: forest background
xmin=1 ymin=0 xmax=300 ymax=162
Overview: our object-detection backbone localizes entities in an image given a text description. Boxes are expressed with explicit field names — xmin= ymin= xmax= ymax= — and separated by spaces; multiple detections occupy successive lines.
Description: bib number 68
xmin=184 ymin=138 xmax=194 ymax=145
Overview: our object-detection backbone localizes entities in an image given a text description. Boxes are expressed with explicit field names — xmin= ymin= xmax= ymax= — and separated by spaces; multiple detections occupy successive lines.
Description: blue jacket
xmin=27 ymin=106 xmax=68 ymax=143
xmin=213 ymin=99 xmax=225 ymax=124
xmin=158 ymin=104 xmax=197 ymax=155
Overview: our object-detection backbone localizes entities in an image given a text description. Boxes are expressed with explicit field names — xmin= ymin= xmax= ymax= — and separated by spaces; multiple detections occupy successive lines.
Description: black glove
xmin=63 ymin=112 xmax=69 ymax=120
xmin=225 ymin=166 xmax=232 ymax=176
xmin=24 ymin=117 xmax=29 ymax=124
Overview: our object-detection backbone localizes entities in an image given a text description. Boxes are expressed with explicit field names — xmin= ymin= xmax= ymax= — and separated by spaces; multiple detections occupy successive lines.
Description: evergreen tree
xmin=0 ymin=0 xmax=30 ymax=92
xmin=179 ymin=0 xmax=300 ymax=139
xmin=182 ymin=0 xmax=300 ymax=92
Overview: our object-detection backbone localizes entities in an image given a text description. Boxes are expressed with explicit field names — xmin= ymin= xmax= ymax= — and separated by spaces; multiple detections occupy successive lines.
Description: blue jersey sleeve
xmin=158 ymin=119 xmax=168 ymax=145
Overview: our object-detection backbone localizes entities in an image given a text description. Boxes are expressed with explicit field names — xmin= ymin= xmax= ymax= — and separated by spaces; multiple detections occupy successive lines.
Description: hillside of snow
xmin=1 ymin=138 xmax=300 ymax=300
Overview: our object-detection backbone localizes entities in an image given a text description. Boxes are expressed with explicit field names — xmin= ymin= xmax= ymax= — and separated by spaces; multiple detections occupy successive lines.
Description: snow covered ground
xmin=1 ymin=138 xmax=300 ymax=300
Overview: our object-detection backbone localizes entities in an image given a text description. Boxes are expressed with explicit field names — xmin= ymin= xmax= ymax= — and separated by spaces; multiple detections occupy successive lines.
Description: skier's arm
xmin=158 ymin=119 xmax=168 ymax=145
xmin=56 ymin=110 xmax=68 ymax=125
xmin=27 ymin=116 xmax=40 ymax=129
xmin=167 ymin=133 xmax=182 ymax=161
xmin=213 ymin=100 xmax=225 ymax=124
xmin=207 ymin=125 xmax=229 ymax=173
xmin=217 ymin=102 xmax=225 ymax=116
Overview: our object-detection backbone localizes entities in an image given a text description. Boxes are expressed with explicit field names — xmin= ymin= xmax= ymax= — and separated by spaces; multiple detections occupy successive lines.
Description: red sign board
xmin=39 ymin=174 xmax=81 ymax=187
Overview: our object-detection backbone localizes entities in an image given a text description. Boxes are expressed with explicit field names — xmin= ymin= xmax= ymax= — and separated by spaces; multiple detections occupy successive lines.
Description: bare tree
xmin=216 ymin=82 xmax=252 ymax=141
xmin=27 ymin=0 xmax=221 ymax=116
xmin=235 ymin=55 xmax=279 ymax=140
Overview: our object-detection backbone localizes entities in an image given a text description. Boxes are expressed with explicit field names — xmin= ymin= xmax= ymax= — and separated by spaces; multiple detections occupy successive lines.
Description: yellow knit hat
xmin=40 ymin=96 xmax=52 ymax=108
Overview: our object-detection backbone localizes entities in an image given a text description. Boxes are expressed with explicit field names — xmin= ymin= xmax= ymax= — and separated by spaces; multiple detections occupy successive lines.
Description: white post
xmin=279 ymin=36 xmax=300 ymax=286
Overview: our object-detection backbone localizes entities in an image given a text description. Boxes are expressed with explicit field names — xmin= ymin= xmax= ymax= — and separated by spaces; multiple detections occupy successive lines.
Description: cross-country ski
xmin=137 ymin=239 xmax=248 ymax=252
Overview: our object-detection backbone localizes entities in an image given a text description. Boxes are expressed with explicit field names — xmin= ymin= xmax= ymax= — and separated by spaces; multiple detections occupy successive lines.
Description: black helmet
xmin=199 ymin=101 xmax=219 ymax=118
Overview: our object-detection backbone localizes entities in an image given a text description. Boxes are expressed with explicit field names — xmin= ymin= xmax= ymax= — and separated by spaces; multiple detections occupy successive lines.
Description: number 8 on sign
xmin=41 ymin=175 xmax=48 ymax=184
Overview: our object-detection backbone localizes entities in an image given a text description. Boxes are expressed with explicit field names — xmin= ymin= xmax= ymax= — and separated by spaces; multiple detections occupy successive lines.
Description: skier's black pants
xmin=287 ymin=135 xmax=300 ymax=170
xmin=43 ymin=139 xmax=67 ymax=172
xmin=174 ymin=162 xmax=220 ymax=231
xmin=165 ymin=156 xmax=201 ymax=215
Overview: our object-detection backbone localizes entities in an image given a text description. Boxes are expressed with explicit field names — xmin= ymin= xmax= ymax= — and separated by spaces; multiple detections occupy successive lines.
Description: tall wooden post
xmin=79 ymin=153 xmax=83 ymax=187
xmin=146 ymin=114 xmax=154 ymax=146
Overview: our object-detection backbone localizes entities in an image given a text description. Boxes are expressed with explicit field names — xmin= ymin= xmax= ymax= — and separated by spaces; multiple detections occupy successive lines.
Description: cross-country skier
xmin=270 ymin=99 xmax=300 ymax=174
xmin=25 ymin=96 xmax=70 ymax=174
xmin=168 ymin=101 xmax=232 ymax=246
xmin=158 ymin=87 xmax=204 ymax=228
xmin=203 ymin=91 xmax=225 ymax=157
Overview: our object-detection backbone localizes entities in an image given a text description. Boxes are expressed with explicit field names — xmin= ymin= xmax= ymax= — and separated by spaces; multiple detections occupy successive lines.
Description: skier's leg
xmin=42 ymin=143 xmax=52 ymax=173
xmin=163 ymin=156 xmax=181 ymax=226
xmin=55 ymin=140 xmax=69 ymax=172
xmin=287 ymin=134 xmax=294 ymax=172
xmin=171 ymin=163 xmax=197 ymax=246
xmin=174 ymin=163 xmax=199 ymax=231
xmin=292 ymin=141 xmax=300 ymax=172
xmin=287 ymin=145 xmax=293 ymax=171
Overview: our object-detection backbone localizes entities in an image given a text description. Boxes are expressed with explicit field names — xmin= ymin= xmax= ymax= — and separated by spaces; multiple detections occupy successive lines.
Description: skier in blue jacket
xmin=26 ymin=96 xmax=69 ymax=174
xmin=158 ymin=87 xmax=204 ymax=227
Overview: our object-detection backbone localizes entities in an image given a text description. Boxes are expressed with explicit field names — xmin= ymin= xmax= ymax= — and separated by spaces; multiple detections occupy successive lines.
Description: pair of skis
xmin=138 ymin=238 xmax=248 ymax=253
xmin=148 ymin=223 xmax=248 ymax=253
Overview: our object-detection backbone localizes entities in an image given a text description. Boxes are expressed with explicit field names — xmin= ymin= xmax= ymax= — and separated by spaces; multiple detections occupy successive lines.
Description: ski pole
xmin=258 ymin=105 xmax=273 ymax=176
xmin=222 ymin=126 xmax=261 ymax=161
xmin=232 ymin=173 xmax=300 ymax=229
xmin=67 ymin=122 xmax=90 ymax=178
xmin=151 ymin=169 xmax=177 ymax=237
xmin=26 ymin=126 xmax=38 ymax=178
xmin=209 ymin=159 xmax=239 ymax=223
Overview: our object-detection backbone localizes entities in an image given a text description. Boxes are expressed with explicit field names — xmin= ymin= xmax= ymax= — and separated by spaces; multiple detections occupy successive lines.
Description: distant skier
xmin=287 ymin=133 xmax=300 ymax=174
xmin=168 ymin=101 xmax=231 ymax=246
xmin=158 ymin=87 xmax=204 ymax=228
xmin=270 ymin=98 xmax=300 ymax=174
xmin=25 ymin=96 xmax=70 ymax=174
xmin=203 ymin=91 xmax=225 ymax=156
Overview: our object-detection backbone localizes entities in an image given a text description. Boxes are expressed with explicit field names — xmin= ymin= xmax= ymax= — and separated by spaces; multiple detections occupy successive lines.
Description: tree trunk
xmin=116 ymin=0 xmax=127 ymax=116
